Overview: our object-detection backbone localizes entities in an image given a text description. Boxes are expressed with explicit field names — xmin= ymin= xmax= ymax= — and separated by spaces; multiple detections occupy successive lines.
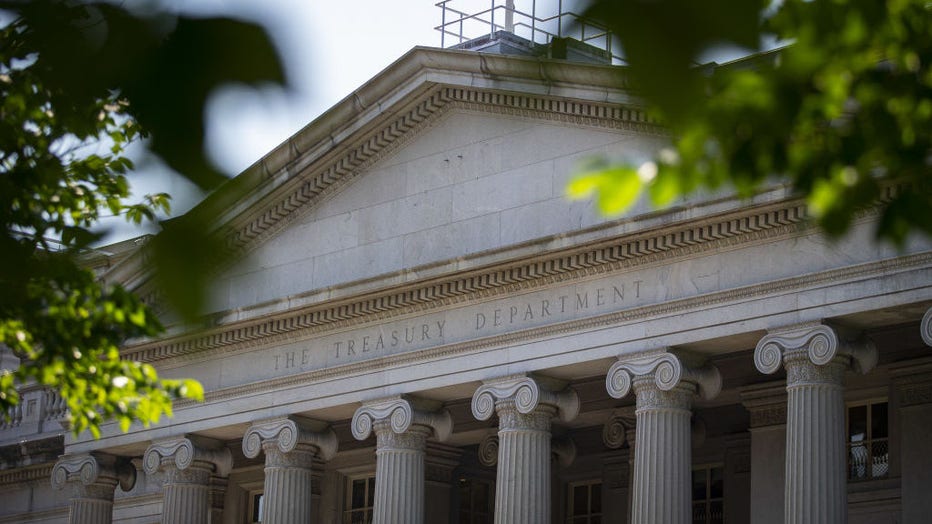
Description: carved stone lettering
xmin=267 ymin=276 xmax=651 ymax=377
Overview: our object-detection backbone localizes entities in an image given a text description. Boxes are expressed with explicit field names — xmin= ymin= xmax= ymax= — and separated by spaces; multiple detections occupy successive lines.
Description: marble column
xmin=242 ymin=416 xmax=338 ymax=524
xmin=472 ymin=374 xmax=579 ymax=524
xmin=143 ymin=436 xmax=232 ymax=524
xmin=51 ymin=453 xmax=136 ymax=524
xmin=606 ymin=351 xmax=721 ymax=524
xmin=602 ymin=409 xmax=635 ymax=524
xmin=739 ymin=382 xmax=787 ymax=524
xmin=352 ymin=396 xmax=452 ymax=524
xmin=755 ymin=322 xmax=876 ymax=524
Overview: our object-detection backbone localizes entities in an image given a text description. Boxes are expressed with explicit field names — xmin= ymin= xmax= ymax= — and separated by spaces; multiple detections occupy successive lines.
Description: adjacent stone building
xmin=1 ymin=34 xmax=931 ymax=524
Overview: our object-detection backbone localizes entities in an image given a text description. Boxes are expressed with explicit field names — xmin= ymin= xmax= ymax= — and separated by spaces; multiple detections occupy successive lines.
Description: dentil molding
xmin=126 ymin=198 xmax=816 ymax=366
xmin=168 ymin=252 xmax=930 ymax=413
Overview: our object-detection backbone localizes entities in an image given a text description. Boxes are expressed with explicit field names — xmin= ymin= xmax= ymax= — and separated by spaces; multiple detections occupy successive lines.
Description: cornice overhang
xmin=119 ymin=177 xmax=918 ymax=369
xmin=102 ymin=47 xmax=645 ymax=294
xmin=157 ymin=223 xmax=932 ymax=411
xmin=123 ymin=194 xmax=820 ymax=365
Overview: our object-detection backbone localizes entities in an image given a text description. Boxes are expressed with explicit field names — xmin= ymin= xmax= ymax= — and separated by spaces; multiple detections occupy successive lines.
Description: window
xmin=692 ymin=465 xmax=724 ymax=524
xmin=458 ymin=477 xmax=494 ymax=524
xmin=247 ymin=491 xmax=263 ymax=524
xmin=344 ymin=474 xmax=375 ymax=524
xmin=566 ymin=480 xmax=602 ymax=523
xmin=847 ymin=400 xmax=889 ymax=481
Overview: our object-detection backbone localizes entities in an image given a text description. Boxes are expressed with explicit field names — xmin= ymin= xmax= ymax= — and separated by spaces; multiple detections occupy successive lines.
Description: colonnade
xmin=53 ymin=318 xmax=924 ymax=524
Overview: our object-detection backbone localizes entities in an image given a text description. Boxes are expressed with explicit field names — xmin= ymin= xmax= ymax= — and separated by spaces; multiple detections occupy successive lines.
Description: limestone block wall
xmin=208 ymin=110 xmax=664 ymax=314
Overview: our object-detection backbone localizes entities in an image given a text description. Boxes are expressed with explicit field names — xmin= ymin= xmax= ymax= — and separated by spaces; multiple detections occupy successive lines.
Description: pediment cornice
xmin=222 ymin=85 xmax=663 ymax=260
xmin=124 ymin=196 xmax=825 ymax=365
xmin=104 ymin=47 xmax=656 ymax=297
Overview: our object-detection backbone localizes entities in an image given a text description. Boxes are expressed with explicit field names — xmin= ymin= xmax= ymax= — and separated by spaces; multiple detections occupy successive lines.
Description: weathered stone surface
xmin=607 ymin=351 xmax=719 ymax=524
xmin=755 ymin=323 xmax=877 ymax=524
xmin=351 ymin=396 xmax=451 ymax=524
xmin=472 ymin=374 xmax=577 ymax=524
xmin=242 ymin=417 xmax=336 ymax=524
xmin=143 ymin=437 xmax=231 ymax=524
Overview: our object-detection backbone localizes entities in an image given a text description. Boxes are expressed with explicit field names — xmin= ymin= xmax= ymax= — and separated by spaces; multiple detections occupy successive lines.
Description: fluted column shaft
xmin=352 ymin=397 xmax=453 ymax=524
xmin=144 ymin=437 xmax=232 ymax=524
xmin=626 ymin=426 xmax=637 ymax=524
xmin=477 ymin=405 xmax=569 ymax=524
xmin=472 ymin=375 xmax=579 ymax=524
xmin=494 ymin=399 xmax=554 ymax=524
xmin=631 ymin=379 xmax=695 ymax=524
xmin=606 ymin=351 xmax=721 ymax=524
xmin=161 ymin=462 xmax=212 ymax=524
xmin=242 ymin=416 xmax=338 ymax=524
xmin=68 ymin=483 xmax=117 ymax=524
xmin=372 ymin=422 xmax=429 ymax=524
xmin=783 ymin=350 xmax=847 ymax=524
xmin=262 ymin=444 xmax=316 ymax=523
xmin=755 ymin=323 xmax=876 ymax=524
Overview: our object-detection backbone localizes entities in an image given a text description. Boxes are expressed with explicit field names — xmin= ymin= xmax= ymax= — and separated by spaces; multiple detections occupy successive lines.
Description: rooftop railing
xmin=436 ymin=0 xmax=625 ymax=64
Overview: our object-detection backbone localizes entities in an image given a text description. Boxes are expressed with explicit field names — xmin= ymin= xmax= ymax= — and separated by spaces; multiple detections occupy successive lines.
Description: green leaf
xmin=595 ymin=168 xmax=643 ymax=215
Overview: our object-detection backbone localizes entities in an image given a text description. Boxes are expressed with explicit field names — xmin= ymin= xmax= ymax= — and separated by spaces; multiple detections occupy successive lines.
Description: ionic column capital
xmin=606 ymin=350 xmax=721 ymax=402
xmin=602 ymin=409 xmax=636 ymax=449
xmin=143 ymin=436 xmax=232 ymax=477
xmin=922 ymin=307 xmax=932 ymax=346
xmin=755 ymin=322 xmax=877 ymax=376
xmin=471 ymin=374 xmax=579 ymax=423
xmin=478 ymin=433 xmax=499 ymax=467
xmin=352 ymin=396 xmax=452 ymax=444
xmin=242 ymin=416 xmax=337 ymax=462
xmin=52 ymin=452 xmax=136 ymax=493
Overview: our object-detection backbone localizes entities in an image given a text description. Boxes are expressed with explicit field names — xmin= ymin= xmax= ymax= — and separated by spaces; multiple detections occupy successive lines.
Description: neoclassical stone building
xmin=1 ymin=38 xmax=932 ymax=524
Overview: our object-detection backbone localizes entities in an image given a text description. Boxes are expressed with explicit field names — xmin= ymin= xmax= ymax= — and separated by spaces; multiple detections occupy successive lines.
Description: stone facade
xmin=1 ymin=43 xmax=931 ymax=524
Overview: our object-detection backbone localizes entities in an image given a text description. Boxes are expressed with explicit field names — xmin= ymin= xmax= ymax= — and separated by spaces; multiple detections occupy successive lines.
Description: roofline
xmin=193 ymin=46 xmax=631 ymax=225
xmin=103 ymin=46 xmax=637 ymax=293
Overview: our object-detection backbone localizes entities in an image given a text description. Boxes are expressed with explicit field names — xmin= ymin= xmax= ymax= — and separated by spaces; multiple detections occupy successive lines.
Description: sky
xmin=108 ymin=1 xmax=444 ymax=241
xmin=197 ymin=0 xmax=440 ymax=176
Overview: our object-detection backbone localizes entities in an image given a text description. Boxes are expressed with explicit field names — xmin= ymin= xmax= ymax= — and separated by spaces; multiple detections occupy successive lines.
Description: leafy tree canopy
xmin=0 ymin=0 xmax=286 ymax=437
xmin=569 ymin=0 xmax=932 ymax=246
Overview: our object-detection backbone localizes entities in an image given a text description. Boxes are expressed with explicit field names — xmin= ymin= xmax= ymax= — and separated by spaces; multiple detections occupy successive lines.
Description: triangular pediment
xmin=209 ymin=100 xmax=665 ymax=313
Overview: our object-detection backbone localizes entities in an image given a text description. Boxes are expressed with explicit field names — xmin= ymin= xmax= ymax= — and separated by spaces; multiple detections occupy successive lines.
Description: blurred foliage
xmin=0 ymin=1 xmax=285 ymax=437
xmin=569 ymin=0 xmax=932 ymax=245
